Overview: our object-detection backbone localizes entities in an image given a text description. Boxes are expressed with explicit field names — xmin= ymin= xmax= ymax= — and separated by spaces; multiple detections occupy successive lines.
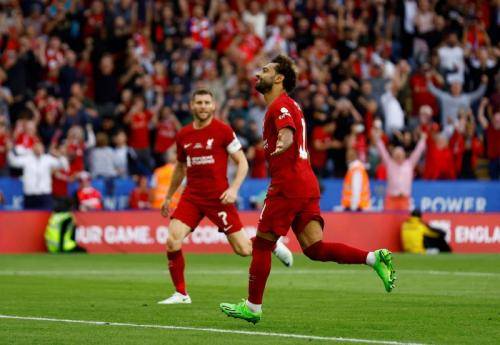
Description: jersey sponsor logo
xmin=190 ymin=155 xmax=215 ymax=165
xmin=278 ymin=107 xmax=291 ymax=120
xmin=206 ymin=138 xmax=214 ymax=150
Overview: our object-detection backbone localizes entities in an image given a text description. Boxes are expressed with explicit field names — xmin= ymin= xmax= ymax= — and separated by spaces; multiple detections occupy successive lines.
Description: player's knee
xmin=166 ymin=236 xmax=182 ymax=252
xmin=233 ymin=243 xmax=252 ymax=257
xmin=303 ymin=241 xmax=324 ymax=261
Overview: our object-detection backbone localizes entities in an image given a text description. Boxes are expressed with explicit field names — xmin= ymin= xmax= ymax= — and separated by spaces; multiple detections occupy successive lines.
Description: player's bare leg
xmin=227 ymin=230 xmax=293 ymax=267
xmin=298 ymin=220 xmax=396 ymax=292
xmin=158 ymin=219 xmax=192 ymax=305
xmin=227 ymin=230 xmax=252 ymax=256
xmin=220 ymin=231 xmax=279 ymax=323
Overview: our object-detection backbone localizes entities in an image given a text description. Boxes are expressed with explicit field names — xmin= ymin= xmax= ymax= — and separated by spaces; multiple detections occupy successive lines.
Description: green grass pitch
xmin=1 ymin=253 xmax=499 ymax=344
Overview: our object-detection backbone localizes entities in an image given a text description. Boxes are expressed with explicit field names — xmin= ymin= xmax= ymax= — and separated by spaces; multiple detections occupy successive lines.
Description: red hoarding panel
xmin=0 ymin=212 xmax=50 ymax=253
xmin=0 ymin=211 xmax=499 ymax=253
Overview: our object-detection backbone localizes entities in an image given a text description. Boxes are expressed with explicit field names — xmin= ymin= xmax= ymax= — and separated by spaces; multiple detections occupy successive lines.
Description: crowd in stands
xmin=0 ymin=0 xmax=499 ymax=210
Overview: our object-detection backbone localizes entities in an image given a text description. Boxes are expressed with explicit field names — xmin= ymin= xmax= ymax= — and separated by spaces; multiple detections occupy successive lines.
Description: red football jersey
xmin=263 ymin=92 xmax=320 ymax=198
xmin=0 ymin=134 xmax=7 ymax=168
xmin=66 ymin=141 xmax=85 ymax=176
xmin=154 ymin=119 xmax=177 ymax=153
xmin=129 ymin=188 xmax=151 ymax=209
xmin=176 ymin=119 xmax=241 ymax=200
xmin=128 ymin=110 xmax=153 ymax=149
xmin=77 ymin=187 xmax=103 ymax=210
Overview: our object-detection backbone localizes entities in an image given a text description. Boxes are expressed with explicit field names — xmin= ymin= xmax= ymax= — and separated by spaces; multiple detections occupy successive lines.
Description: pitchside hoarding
xmin=1 ymin=178 xmax=499 ymax=212
xmin=0 ymin=211 xmax=498 ymax=253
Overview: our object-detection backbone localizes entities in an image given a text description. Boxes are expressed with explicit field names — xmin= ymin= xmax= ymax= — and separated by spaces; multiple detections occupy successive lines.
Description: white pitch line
xmin=0 ymin=269 xmax=498 ymax=277
xmin=0 ymin=314 xmax=425 ymax=345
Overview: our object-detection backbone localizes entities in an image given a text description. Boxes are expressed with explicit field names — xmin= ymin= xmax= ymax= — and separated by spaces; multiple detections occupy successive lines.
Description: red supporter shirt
xmin=410 ymin=74 xmax=440 ymax=117
xmin=66 ymin=141 xmax=85 ymax=176
xmin=77 ymin=187 xmax=103 ymax=210
xmin=52 ymin=169 xmax=70 ymax=197
xmin=309 ymin=126 xmax=331 ymax=169
xmin=15 ymin=133 xmax=38 ymax=149
xmin=0 ymin=134 xmax=7 ymax=168
xmin=176 ymin=119 xmax=242 ymax=200
xmin=154 ymin=119 xmax=177 ymax=153
xmin=129 ymin=189 xmax=151 ymax=209
xmin=263 ymin=93 xmax=320 ymax=198
xmin=486 ymin=126 xmax=500 ymax=159
xmin=129 ymin=110 xmax=153 ymax=149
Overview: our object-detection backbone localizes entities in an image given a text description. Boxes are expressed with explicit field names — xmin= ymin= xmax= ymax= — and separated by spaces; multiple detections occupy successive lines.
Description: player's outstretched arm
xmin=220 ymin=150 xmax=248 ymax=204
xmin=161 ymin=161 xmax=186 ymax=217
xmin=271 ymin=127 xmax=294 ymax=156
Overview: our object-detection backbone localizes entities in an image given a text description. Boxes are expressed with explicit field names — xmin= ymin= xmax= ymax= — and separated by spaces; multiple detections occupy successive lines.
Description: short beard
xmin=193 ymin=112 xmax=212 ymax=123
xmin=255 ymin=80 xmax=273 ymax=94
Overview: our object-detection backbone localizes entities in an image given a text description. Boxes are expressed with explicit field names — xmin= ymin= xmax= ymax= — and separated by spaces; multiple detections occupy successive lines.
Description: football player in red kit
xmin=157 ymin=88 xmax=293 ymax=305
xmin=220 ymin=55 xmax=396 ymax=323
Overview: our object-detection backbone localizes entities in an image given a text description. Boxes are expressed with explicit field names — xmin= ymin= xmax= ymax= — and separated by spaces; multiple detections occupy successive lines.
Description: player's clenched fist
xmin=161 ymin=197 xmax=172 ymax=218
xmin=220 ymin=187 xmax=238 ymax=204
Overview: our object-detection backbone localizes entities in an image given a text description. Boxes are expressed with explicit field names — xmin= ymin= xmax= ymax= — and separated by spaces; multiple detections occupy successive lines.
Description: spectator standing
xmin=0 ymin=118 xmax=11 ymax=176
xmin=478 ymin=99 xmax=500 ymax=179
xmin=8 ymin=142 xmax=68 ymax=210
xmin=374 ymin=129 xmax=426 ymax=211
xmin=424 ymin=133 xmax=456 ymax=180
xmin=153 ymin=107 xmax=181 ymax=167
xmin=89 ymin=132 xmax=117 ymax=179
xmin=341 ymin=150 xmax=371 ymax=211
xmin=427 ymin=73 xmax=487 ymax=130
xmin=75 ymin=171 xmax=103 ymax=211
xmin=151 ymin=148 xmax=181 ymax=210
xmin=129 ymin=175 xmax=152 ymax=209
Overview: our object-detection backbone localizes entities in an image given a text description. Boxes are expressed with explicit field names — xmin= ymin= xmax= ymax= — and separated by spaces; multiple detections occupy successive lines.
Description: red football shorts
xmin=171 ymin=196 xmax=243 ymax=235
xmin=257 ymin=196 xmax=324 ymax=236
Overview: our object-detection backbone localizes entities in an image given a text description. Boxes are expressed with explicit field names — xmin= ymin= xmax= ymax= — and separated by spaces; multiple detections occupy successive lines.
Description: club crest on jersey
xmin=279 ymin=107 xmax=291 ymax=120
xmin=194 ymin=143 xmax=203 ymax=149
xmin=206 ymin=138 xmax=214 ymax=150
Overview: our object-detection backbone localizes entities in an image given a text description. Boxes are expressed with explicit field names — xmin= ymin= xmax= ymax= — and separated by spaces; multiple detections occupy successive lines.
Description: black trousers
xmin=424 ymin=235 xmax=452 ymax=253
xmin=24 ymin=194 xmax=53 ymax=210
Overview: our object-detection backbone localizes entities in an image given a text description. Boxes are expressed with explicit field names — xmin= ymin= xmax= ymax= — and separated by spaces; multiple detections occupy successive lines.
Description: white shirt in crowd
xmin=242 ymin=10 xmax=266 ymax=39
xmin=438 ymin=45 xmax=464 ymax=80
xmin=8 ymin=151 xmax=68 ymax=195
xmin=381 ymin=88 xmax=405 ymax=134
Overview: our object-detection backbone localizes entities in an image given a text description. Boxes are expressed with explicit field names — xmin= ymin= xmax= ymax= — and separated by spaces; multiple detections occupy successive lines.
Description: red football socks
xmin=303 ymin=241 xmax=368 ymax=264
xmin=248 ymin=236 xmax=276 ymax=305
xmin=251 ymin=236 xmax=277 ymax=252
xmin=167 ymin=250 xmax=187 ymax=295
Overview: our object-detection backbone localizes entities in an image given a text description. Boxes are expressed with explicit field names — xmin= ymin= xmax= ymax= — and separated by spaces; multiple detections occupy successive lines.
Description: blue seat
xmin=113 ymin=178 xmax=137 ymax=210
xmin=0 ymin=177 xmax=23 ymax=210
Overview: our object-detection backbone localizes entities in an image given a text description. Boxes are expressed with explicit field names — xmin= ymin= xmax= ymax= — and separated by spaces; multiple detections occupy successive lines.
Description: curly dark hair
xmin=271 ymin=54 xmax=297 ymax=93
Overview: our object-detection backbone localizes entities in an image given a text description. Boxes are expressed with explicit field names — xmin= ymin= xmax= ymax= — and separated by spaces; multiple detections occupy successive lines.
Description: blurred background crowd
xmin=0 ymin=0 xmax=499 ymax=210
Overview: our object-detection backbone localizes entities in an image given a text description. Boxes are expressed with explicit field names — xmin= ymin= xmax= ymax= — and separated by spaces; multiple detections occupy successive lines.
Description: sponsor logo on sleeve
xmin=278 ymin=107 xmax=291 ymax=120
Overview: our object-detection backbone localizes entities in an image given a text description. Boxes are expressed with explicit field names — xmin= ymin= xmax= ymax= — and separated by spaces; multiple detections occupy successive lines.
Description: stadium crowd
xmin=0 ymin=0 xmax=499 ymax=209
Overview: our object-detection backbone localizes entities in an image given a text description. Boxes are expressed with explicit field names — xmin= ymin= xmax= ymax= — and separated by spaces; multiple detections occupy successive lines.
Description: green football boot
xmin=372 ymin=249 xmax=396 ymax=292
xmin=220 ymin=300 xmax=262 ymax=324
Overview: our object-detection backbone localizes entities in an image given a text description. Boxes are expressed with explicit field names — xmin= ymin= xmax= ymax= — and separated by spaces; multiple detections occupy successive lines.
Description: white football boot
xmin=157 ymin=292 xmax=192 ymax=304
xmin=273 ymin=240 xmax=294 ymax=267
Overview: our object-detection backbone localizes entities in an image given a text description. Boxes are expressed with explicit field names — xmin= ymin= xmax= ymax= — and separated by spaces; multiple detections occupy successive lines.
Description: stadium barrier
xmin=1 ymin=178 xmax=499 ymax=212
xmin=1 ymin=211 xmax=499 ymax=254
